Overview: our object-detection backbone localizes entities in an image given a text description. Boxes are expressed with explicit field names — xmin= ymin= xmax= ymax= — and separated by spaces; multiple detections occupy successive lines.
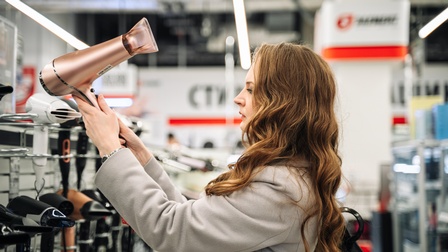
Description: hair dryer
xmin=39 ymin=17 xmax=158 ymax=109
xmin=0 ymin=225 xmax=32 ymax=249
xmin=38 ymin=193 xmax=75 ymax=252
xmin=39 ymin=193 xmax=74 ymax=217
xmin=58 ymin=189 xmax=112 ymax=221
xmin=76 ymin=130 xmax=89 ymax=190
xmin=0 ymin=213 xmax=45 ymax=252
xmin=25 ymin=93 xmax=81 ymax=197
xmin=7 ymin=195 xmax=75 ymax=228
xmin=0 ymin=204 xmax=53 ymax=234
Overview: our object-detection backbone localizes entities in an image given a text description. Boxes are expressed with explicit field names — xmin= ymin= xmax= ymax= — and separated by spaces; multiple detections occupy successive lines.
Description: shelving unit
xmin=391 ymin=139 xmax=448 ymax=252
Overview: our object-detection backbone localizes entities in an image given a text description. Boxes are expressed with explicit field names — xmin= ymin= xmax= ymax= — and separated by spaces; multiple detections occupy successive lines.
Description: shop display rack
xmin=391 ymin=139 xmax=448 ymax=252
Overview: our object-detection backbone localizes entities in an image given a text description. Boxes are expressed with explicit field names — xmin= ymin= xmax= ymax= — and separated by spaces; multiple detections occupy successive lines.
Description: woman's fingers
xmin=74 ymin=94 xmax=111 ymax=116
xmin=72 ymin=95 xmax=87 ymax=111
xmin=73 ymin=95 xmax=96 ymax=115
xmin=118 ymin=117 xmax=129 ymax=131
xmin=97 ymin=95 xmax=115 ymax=115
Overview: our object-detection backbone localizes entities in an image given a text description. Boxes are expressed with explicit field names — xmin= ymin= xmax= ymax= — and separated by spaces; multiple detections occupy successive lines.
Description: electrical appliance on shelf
xmin=25 ymin=93 xmax=81 ymax=198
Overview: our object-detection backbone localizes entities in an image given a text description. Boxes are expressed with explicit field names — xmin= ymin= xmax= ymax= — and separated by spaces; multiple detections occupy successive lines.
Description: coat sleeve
xmin=142 ymin=156 xmax=187 ymax=202
xmin=95 ymin=149 xmax=306 ymax=252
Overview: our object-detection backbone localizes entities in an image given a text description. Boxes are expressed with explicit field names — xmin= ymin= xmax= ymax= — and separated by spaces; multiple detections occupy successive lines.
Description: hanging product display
xmin=25 ymin=93 xmax=81 ymax=197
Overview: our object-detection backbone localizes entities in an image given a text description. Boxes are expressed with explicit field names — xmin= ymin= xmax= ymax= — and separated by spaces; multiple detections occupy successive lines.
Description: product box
xmin=433 ymin=104 xmax=448 ymax=140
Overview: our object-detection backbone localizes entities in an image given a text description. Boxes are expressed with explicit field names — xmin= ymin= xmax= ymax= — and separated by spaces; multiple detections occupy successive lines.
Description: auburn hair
xmin=205 ymin=42 xmax=345 ymax=251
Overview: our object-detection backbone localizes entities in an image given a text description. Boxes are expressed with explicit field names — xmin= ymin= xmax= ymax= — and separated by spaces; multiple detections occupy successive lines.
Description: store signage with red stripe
xmin=322 ymin=46 xmax=408 ymax=60
xmin=169 ymin=117 xmax=242 ymax=126
xmin=316 ymin=1 xmax=410 ymax=60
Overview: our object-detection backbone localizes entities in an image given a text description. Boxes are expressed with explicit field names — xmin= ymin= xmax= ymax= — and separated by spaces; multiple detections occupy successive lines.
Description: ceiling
xmin=2 ymin=0 xmax=448 ymax=66
xmin=1 ymin=0 xmax=447 ymax=13
xmin=2 ymin=0 xmax=314 ymax=13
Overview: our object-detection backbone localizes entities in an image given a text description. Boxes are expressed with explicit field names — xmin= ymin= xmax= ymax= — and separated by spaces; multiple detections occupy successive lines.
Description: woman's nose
xmin=234 ymin=92 xmax=244 ymax=106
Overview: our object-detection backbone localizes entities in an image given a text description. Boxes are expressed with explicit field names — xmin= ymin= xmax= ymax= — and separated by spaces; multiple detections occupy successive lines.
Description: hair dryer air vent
xmin=26 ymin=93 xmax=81 ymax=124
xmin=39 ymin=17 xmax=158 ymax=108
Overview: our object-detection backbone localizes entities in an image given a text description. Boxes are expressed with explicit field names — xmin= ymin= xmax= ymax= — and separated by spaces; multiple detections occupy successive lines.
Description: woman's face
xmin=234 ymin=64 xmax=255 ymax=131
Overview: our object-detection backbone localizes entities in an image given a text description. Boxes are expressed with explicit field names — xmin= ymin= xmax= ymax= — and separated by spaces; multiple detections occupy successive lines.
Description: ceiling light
xmin=5 ymin=0 xmax=89 ymax=50
xmin=418 ymin=7 xmax=448 ymax=39
xmin=232 ymin=0 xmax=251 ymax=70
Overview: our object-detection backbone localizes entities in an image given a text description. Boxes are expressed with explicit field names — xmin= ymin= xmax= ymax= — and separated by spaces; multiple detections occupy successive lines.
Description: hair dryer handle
xmin=76 ymin=131 xmax=90 ymax=190
xmin=58 ymin=130 xmax=71 ymax=197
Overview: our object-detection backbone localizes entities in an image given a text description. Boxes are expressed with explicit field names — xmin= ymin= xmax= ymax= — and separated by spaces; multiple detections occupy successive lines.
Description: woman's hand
xmin=73 ymin=94 xmax=122 ymax=157
xmin=118 ymin=119 xmax=153 ymax=166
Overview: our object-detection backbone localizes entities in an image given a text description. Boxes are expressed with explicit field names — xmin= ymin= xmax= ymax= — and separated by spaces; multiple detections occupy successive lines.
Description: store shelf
xmin=391 ymin=139 xmax=448 ymax=252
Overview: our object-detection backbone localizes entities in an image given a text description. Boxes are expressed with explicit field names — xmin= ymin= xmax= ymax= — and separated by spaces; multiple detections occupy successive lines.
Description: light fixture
xmin=418 ymin=7 xmax=448 ymax=39
xmin=104 ymin=98 xmax=134 ymax=108
xmin=232 ymin=0 xmax=251 ymax=70
xmin=5 ymin=0 xmax=89 ymax=50
xmin=393 ymin=163 xmax=420 ymax=174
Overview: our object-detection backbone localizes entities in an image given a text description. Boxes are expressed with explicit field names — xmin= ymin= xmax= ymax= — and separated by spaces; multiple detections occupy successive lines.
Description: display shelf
xmin=391 ymin=139 xmax=448 ymax=252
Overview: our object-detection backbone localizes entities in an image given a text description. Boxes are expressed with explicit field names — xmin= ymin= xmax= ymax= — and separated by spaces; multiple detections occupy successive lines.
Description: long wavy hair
xmin=205 ymin=42 xmax=345 ymax=251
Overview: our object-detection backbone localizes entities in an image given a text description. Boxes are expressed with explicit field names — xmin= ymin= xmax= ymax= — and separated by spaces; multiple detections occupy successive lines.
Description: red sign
xmin=16 ymin=65 xmax=35 ymax=112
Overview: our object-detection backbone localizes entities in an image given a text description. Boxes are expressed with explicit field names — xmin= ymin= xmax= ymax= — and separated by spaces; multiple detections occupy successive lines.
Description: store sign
xmin=336 ymin=14 xmax=398 ymax=30
xmin=316 ymin=0 xmax=410 ymax=60
xmin=188 ymin=85 xmax=225 ymax=108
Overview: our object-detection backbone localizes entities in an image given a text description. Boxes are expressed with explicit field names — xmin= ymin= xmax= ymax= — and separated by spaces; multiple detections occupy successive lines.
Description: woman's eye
xmin=247 ymin=88 xmax=253 ymax=94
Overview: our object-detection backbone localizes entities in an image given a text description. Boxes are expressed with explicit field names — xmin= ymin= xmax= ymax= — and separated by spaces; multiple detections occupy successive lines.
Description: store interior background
xmin=0 ymin=0 xmax=448 ymax=251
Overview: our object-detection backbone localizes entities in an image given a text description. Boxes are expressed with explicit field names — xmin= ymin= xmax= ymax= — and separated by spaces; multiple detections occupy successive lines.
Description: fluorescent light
xmin=418 ymin=7 xmax=448 ymax=39
xmin=393 ymin=163 xmax=420 ymax=174
xmin=232 ymin=0 xmax=251 ymax=70
xmin=104 ymin=98 xmax=134 ymax=108
xmin=5 ymin=0 xmax=89 ymax=50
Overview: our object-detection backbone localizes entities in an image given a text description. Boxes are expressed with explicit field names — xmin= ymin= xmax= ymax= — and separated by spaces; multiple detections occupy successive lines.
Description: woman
xmin=74 ymin=42 xmax=345 ymax=252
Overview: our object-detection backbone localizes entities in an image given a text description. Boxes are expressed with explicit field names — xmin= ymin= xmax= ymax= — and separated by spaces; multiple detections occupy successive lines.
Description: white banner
xmin=315 ymin=0 xmax=410 ymax=60
xmin=93 ymin=63 xmax=137 ymax=98
xmin=319 ymin=1 xmax=410 ymax=47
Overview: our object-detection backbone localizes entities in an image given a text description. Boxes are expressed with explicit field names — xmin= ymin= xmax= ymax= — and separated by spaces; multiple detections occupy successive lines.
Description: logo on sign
xmin=337 ymin=13 xmax=397 ymax=31
xmin=337 ymin=14 xmax=354 ymax=30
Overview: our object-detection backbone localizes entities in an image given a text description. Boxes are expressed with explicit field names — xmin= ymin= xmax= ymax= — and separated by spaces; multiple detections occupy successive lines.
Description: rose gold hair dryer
xmin=39 ymin=17 xmax=158 ymax=108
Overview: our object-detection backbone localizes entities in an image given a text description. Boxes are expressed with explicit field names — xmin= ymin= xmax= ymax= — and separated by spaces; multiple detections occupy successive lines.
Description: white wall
xmin=16 ymin=13 xmax=77 ymax=93
xmin=332 ymin=61 xmax=398 ymax=218
xmin=135 ymin=67 xmax=247 ymax=149
xmin=334 ymin=61 xmax=396 ymax=181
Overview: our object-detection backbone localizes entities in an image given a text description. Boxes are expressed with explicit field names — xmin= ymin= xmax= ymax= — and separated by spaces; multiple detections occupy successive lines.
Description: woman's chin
xmin=239 ymin=122 xmax=246 ymax=131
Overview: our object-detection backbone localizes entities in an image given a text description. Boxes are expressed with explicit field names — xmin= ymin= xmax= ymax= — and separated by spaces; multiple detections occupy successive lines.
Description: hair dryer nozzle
xmin=39 ymin=17 xmax=158 ymax=108
xmin=59 ymin=189 xmax=112 ymax=221
xmin=80 ymin=201 xmax=113 ymax=220
xmin=123 ymin=17 xmax=158 ymax=55
xmin=39 ymin=193 xmax=74 ymax=216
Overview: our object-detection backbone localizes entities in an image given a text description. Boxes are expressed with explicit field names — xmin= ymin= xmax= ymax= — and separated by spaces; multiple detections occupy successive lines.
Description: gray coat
xmin=95 ymin=148 xmax=318 ymax=252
